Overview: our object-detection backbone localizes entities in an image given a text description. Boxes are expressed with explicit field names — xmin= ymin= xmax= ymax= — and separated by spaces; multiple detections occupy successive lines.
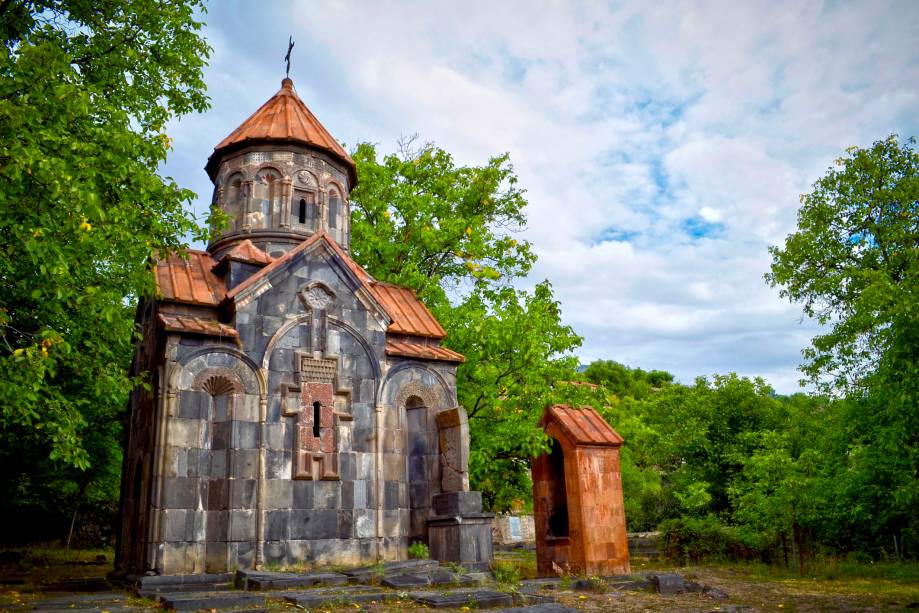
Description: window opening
xmin=299 ymin=199 xmax=307 ymax=224
xmin=312 ymin=401 xmax=321 ymax=437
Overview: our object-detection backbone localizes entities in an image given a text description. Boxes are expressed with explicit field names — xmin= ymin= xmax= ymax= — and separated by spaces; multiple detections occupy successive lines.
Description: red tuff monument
xmin=531 ymin=405 xmax=630 ymax=576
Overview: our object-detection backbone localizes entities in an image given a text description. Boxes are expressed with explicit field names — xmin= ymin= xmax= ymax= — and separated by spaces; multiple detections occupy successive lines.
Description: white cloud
xmin=162 ymin=0 xmax=919 ymax=393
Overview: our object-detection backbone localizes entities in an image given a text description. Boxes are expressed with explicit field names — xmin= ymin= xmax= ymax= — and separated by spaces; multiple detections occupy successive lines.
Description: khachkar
xmin=114 ymin=77 xmax=493 ymax=575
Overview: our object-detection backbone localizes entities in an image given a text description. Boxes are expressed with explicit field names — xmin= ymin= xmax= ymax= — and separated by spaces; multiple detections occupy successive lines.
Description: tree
xmin=0 ymin=0 xmax=210 ymax=540
xmin=768 ymin=135 xmax=919 ymax=559
xmin=767 ymin=135 xmax=919 ymax=392
xmin=350 ymin=140 xmax=587 ymax=510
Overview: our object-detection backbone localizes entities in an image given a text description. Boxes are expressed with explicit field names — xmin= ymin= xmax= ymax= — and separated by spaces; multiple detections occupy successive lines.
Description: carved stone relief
xmin=436 ymin=407 xmax=470 ymax=492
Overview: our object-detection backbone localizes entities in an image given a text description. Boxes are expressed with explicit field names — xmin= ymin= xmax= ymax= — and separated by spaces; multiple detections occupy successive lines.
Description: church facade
xmin=115 ymin=78 xmax=491 ymax=576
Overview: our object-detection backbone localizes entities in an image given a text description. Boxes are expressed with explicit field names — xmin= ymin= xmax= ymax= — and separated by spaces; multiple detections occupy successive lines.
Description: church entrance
xmin=405 ymin=395 xmax=437 ymax=544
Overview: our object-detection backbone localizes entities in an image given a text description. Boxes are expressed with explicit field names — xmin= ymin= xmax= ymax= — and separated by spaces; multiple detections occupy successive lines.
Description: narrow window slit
xmin=299 ymin=199 xmax=307 ymax=224
xmin=312 ymin=401 xmax=321 ymax=437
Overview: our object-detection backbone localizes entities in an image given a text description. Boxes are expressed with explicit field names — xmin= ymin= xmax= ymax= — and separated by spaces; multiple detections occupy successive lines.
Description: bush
xmin=491 ymin=558 xmax=521 ymax=585
xmin=407 ymin=541 xmax=429 ymax=559
xmin=660 ymin=515 xmax=751 ymax=564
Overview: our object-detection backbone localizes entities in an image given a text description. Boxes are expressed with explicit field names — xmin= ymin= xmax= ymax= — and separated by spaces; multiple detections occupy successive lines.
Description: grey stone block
xmin=289 ymin=509 xmax=338 ymax=540
xmin=411 ymin=589 xmax=513 ymax=609
xmin=162 ymin=477 xmax=198 ymax=509
xmin=432 ymin=491 xmax=483 ymax=515
xmin=234 ymin=421 xmax=259 ymax=449
xmin=265 ymin=510 xmax=290 ymax=540
xmin=238 ymin=570 xmax=347 ymax=591
xmin=292 ymin=481 xmax=313 ymax=509
xmin=157 ymin=591 xmax=266 ymax=611
xmin=650 ymin=573 xmax=686 ymax=595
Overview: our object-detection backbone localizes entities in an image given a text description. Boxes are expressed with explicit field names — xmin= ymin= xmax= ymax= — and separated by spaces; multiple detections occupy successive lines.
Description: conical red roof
xmin=205 ymin=78 xmax=356 ymax=184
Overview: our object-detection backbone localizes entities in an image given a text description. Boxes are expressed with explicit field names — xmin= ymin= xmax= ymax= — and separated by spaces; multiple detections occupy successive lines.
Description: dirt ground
xmin=1 ymin=547 xmax=918 ymax=612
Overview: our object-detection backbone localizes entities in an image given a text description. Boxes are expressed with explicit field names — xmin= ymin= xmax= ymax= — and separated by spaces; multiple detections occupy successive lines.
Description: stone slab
xmin=284 ymin=587 xmax=395 ymax=607
xmin=156 ymin=591 xmax=267 ymax=611
xmin=133 ymin=573 xmax=233 ymax=588
xmin=28 ymin=593 xmax=129 ymax=608
xmin=343 ymin=558 xmax=438 ymax=583
xmin=649 ymin=573 xmax=686 ymax=595
xmin=432 ymin=491 xmax=483 ymax=515
xmin=236 ymin=569 xmax=347 ymax=590
xmin=491 ymin=605 xmax=578 ymax=613
xmin=381 ymin=572 xmax=431 ymax=588
xmin=411 ymin=588 xmax=514 ymax=609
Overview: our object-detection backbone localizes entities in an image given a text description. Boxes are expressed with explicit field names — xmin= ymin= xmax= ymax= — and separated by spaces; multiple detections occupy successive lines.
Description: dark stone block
xmin=178 ymin=391 xmax=207 ymax=419
xmin=157 ymin=591 xmax=265 ymax=611
xmin=265 ymin=510 xmax=289 ymax=541
xmin=162 ymin=477 xmax=198 ymax=509
xmin=432 ymin=491 xmax=483 ymax=516
xmin=351 ymin=426 xmax=373 ymax=452
xmin=339 ymin=453 xmax=356 ymax=481
xmin=411 ymin=589 xmax=513 ymax=609
xmin=211 ymin=422 xmax=230 ymax=450
xmin=384 ymin=481 xmax=400 ymax=510
xmin=238 ymin=570 xmax=347 ymax=591
xmin=650 ymin=573 xmax=686 ymax=595
xmin=344 ymin=559 xmax=438 ymax=583
xmin=338 ymin=510 xmax=353 ymax=539
xmin=284 ymin=587 xmax=393 ymax=607
xmin=234 ymin=421 xmax=259 ymax=449
xmin=206 ymin=480 xmax=228 ymax=511
xmin=491 ymin=605 xmax=578 ymax=613
xmin=381 ymin=573 xmax=430 ymax=588
xmin=230 ymin=479 xmax=257 ymax=509
xmin=292 ymin=481 xmax=313 ymax=509
xmin=341 ymin=481 xmax=354 ymax=510
xmin=289 ymin=509 xmax=338 ymax=540
xmin=266 ymin=449 xmax=291 ymax=479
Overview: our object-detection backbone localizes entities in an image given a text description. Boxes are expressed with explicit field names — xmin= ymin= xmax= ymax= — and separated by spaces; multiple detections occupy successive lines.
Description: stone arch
xmin=382 ymin=362 xmax=456 ymax=409
xmin=194 ymin=371 xmax=244 ymax=396
xmin=327 ymin=316 xmax=383 ymax=381
xmin=174 ymin=346 xmax=262 ymax=396
xmin=396 ymin=382 xmax=439 ymax=412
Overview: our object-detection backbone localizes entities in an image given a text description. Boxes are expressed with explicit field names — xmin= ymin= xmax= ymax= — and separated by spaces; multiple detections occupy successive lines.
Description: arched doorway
xmin=405 ymin=395 xmax=437 ymax=544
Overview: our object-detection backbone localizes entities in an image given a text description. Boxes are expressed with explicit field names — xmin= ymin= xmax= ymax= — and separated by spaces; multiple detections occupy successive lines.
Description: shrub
xmin=407 ymin=541 xmax=430 ymax=559
xmin=660 ymin=515 xmax=743 ymax=564
xmin=491 ymin=559 xmax=521 ymax=585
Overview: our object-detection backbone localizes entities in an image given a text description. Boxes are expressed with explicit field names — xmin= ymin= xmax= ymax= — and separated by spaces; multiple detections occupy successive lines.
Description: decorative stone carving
xmin=296 ymin=170 xmax=316 ymax=186
xmin=436 ymin=406 xmax=470 ymax=492
xmin=282 ymin=355 xmax=352 ymax=481
xmin=396 ymin=381 xmax=439 ymax=412
xmin=300 ymin=283 xmax=335 ymax=310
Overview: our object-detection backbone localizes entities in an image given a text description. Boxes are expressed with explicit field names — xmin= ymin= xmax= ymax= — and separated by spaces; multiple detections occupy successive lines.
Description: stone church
xmin=115 ymin=78 xmax=492 ymax=576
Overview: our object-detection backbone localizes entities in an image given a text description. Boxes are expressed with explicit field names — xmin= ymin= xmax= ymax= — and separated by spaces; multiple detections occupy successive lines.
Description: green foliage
xmin=350 ymin=140 xmax=588 ymax=511
xmin=659 ymin=515 xmax=748 ymax=565
xmin=584 ymin=359 xmax=673 ymax=399
xmin=407 ymin=541 xmax=429 ymax=560
xmin=767 ymin=135 xmax=919 ymax=392
xmin=491 ymin=558 xmax=521 ymax=585
xmin=0 ymin=0 xmax=210 ymax=541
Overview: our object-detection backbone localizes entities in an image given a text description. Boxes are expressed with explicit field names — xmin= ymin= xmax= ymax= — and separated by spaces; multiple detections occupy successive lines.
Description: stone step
xmin=283 ymin=586 xmax=396 ymax=608
xmin=491 ymin=605 xmax=578 ymax=613
xmin=342 ymin=558 xmax=439 ymax=583
xmin=156 ymin=590 xmax=268 ymax=611
xmin=235 ymin=569 xmax=348 ymax=590
xmin=411 ymin=588 xmax=514 ymax=609
xmin=136 ymin=582 xmax=232 ymax=598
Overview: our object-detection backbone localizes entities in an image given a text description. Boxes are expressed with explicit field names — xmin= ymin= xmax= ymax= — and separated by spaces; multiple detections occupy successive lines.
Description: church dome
xmin=205 ymin=78 xmax=356 ymax=185
xmin=206 ymin=79 xmax=355 ymax=258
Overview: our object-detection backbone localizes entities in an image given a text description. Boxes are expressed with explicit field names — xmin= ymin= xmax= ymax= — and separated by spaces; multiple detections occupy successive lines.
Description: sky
xmin=163 ymin=0 xmax=919 ymax=393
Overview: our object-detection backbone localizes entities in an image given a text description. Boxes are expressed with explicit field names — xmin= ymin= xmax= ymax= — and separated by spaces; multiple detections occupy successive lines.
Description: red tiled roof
xmin=205 ymin=78 xmax=356 ymax=184
xmin=370 ymin=283 xmax=446 ymax=339
xmin=542 ymin=405 xmax=624 ymax=447
xmin=219 ymin=239 xmax=273 ymax=267
xmin=157 ymin=313 xmax=239 ymax=340
xmin=155 ymin=234 xmax=459 ymax=353
xmin=386 ymin=338 xmax=464 ymax=363
xmin=154 ymin=251 xmax=225 ymax=306
xmin=223 ymin=231 xmax=329 ymax=301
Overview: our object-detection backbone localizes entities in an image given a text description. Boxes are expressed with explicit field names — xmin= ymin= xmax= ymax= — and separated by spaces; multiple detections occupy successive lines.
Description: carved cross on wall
xmin=282 ymin=354 xmax=352 ymax=480
xmin=280 ymin=283 xmax=352 ymax=480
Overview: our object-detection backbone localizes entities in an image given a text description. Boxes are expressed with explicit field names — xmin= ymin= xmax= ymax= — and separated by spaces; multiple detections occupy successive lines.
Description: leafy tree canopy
xmin=0 ymin=0 xmax=210 ymax=471
xmin=350 ymin=140 xmax=589 ymax=510
xmin=767 ymin=135 xmax=919 ymax=391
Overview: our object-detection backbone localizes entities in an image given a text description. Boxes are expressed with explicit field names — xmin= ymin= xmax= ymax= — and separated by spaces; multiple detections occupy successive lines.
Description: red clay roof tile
xmin=157 ymin=313 xmax=239 ymax=341
xmin=369 ymin=283 xmax=446 ymax=339
xmin=205 ymin=78 xmax=356 ymax=184
xmin=219 ymin=239 xmax=273 ymax=267
xmin=386 ymin=338 xmax=464 ymax=363
xmin=154 ymin=251 xmax=225 ymax=306
xmin=542 ymin=405 xmax=624 ymax=447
